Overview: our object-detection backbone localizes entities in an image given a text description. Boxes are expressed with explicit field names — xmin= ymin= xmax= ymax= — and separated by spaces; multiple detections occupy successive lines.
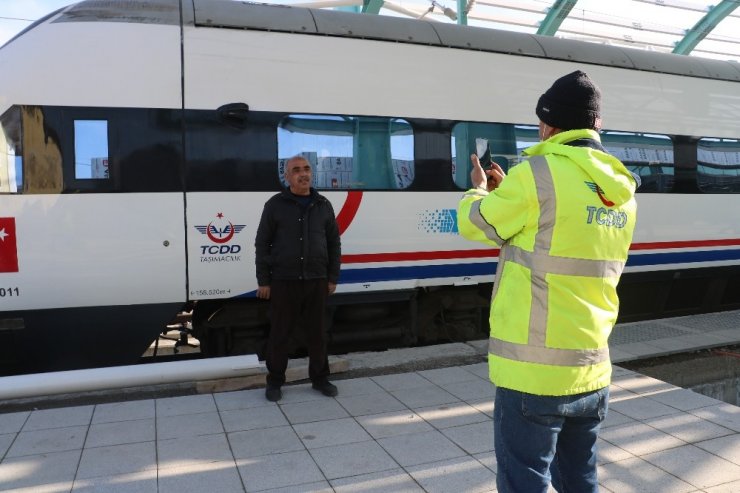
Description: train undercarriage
xmin=188 ymin=265 xmax=740 ymax=362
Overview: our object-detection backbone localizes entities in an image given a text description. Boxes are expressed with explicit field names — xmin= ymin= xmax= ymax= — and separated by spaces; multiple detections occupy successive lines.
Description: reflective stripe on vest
xmin=468 ymin=199 xmax=505 ymax=245
xmin=489 ymin=155 xmax=620 ymax=367
xmin=506 ymin=245 xmax=625 ymax=278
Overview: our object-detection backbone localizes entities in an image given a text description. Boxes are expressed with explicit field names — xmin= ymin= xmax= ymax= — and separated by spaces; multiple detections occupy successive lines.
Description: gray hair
xmin=286 ymin=155 xmax=310 ymax=166
xmin=283 ymin=155 xmax=310 ymax=175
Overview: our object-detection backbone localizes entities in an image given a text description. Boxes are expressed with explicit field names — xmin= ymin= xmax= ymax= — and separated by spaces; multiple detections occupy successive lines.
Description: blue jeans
xmin=493 ymin=386 xmax=609 ymax=493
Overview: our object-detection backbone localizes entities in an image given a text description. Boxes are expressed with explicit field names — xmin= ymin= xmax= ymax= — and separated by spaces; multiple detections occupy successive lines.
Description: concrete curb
xmin=0 ymin=341 xmax=488 ymax=412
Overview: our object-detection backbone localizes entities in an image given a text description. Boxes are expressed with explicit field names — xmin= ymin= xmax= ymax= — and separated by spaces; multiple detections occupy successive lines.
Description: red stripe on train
xmin=336 ymin=191 xmax=363 ymax=236
xmin=629 ymin=238 xmax=740 ymax=250
xmin=343 ymin=249 xmax=500 ymax=263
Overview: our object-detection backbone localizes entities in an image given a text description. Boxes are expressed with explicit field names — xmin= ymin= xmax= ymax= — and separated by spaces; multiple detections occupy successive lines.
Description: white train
xmin=0 ymin=0 xmax=738 ymax=375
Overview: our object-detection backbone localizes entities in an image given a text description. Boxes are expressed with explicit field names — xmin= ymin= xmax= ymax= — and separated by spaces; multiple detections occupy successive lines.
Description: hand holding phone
xmin=471 ymin=138 xmax=506 ymax=191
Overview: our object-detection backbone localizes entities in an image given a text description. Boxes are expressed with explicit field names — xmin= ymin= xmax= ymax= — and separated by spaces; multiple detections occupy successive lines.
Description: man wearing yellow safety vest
xmin=457 ymin=71 xmax=638 ymax=493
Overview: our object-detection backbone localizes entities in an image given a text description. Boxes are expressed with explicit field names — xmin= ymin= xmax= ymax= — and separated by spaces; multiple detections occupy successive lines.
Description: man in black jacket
xmin=255 ymin=155 xmax=342 ymax=402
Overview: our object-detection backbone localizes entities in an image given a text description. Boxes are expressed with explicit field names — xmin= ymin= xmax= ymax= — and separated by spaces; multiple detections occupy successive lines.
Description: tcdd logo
xmin=585 ymin=181 xmax=615 ymax=207
xmin=201 ymin=244 xmax=242 ymax=255
xmin=194 ymin=212 xmax=245 ymax=244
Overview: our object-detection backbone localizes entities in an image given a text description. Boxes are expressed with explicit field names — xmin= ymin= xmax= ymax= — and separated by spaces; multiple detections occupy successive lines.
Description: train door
xmin=180 ymin=104 xmax=279 ymax=355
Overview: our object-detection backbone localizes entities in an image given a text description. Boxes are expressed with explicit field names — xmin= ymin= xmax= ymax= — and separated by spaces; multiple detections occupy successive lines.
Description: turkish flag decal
xmin=0 ymin=217 xmax=19 ymax=273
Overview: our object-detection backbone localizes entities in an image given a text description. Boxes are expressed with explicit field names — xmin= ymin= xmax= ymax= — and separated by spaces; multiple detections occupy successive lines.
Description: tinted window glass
xmin=601 ymin=131 xmax=673 ymax=192
xmin=451 ymin=122 xmax=537 ymax=189
xmin=74 ymin=120 xmax=109 ymax=179
xmin=697 ymin=138 xmax=740 ymax=193
xmin=278 ymin=114 xmax=414 ymax=190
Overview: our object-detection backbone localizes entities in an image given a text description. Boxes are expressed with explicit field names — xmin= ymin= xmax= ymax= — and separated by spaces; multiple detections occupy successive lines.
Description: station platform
xmin=0 ymin=311 xmax=739 ymax=492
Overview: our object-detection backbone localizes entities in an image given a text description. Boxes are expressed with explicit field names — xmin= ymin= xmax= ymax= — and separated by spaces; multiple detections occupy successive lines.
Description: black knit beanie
xmin=535 ymin=71 xmax=602 ymax=130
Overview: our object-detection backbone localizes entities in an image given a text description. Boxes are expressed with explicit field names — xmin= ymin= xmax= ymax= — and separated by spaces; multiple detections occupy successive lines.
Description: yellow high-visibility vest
xmin=458 ymin=129 xmax=637 ymax=396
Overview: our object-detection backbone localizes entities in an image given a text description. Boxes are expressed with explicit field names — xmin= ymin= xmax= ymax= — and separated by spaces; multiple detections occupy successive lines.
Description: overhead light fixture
xmin=418 ymin=3 xmax=435 ymax=19
xmin=418 ymin=0 xmax=458 ymax=21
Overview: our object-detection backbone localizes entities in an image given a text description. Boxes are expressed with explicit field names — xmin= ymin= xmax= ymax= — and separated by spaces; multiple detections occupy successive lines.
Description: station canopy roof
xmin=271 ymin=0 xmax=740 ymax=63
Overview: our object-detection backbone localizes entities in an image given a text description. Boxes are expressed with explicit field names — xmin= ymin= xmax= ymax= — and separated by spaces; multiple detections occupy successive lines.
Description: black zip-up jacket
xmin=255 ymin=188 xmax=341 ymax=286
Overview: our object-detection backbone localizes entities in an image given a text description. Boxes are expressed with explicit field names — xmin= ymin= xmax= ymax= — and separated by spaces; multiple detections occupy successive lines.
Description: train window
xmin=0 ymin=107 xmax=21 ymax=193
xmin=74 ymin=120 xmax=109 ymax=180
xmin=451 ymin=122 xmax=536 ymax=189
xmin=277 ymin=114 xmax=414 ymax=190
xmin=601 ymin=131 xmax=674 ymax=193
xmin=697 ymin=138 xmax=740 ymax=193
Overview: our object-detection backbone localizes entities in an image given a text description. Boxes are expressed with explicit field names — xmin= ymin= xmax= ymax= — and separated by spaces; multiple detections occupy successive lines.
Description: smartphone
xmin=475 ymin=138 xmax=493 ymax=170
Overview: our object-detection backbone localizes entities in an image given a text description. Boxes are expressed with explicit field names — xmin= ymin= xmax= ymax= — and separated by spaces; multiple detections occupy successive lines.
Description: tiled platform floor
xmin=2 ymin=309 xmax=740 ymax=492
xmin=0 ymin=363 xmax=738 ymax=492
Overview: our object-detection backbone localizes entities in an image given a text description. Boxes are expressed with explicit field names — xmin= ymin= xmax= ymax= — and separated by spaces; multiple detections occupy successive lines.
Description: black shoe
xmin=312 ymin=380 xmax=338 ymax=397
xmin=265 ymin=385 xmax=282 ymax=402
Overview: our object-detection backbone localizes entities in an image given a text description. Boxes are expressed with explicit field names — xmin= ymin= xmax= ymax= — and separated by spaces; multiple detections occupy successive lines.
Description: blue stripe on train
xmin=626 ymin=248 xmax=740 ymax=266
xmin=340 ymin=262 xmax=498 ymax=283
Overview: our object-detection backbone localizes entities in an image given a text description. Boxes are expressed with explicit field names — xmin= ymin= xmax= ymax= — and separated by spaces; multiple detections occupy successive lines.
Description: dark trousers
xmin=493 ymin=386 xmax=609 ymax=493
xmin=265 ymin=278 xmax=330 ymax=387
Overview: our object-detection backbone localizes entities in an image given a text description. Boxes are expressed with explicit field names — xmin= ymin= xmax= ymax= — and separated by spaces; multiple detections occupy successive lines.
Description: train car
xmin=0 ymin=0 xmax=739 ymax=376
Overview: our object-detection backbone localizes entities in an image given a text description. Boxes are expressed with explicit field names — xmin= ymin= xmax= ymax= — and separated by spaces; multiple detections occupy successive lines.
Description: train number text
xmin=0 ymin=287 xmax=20 ymax=297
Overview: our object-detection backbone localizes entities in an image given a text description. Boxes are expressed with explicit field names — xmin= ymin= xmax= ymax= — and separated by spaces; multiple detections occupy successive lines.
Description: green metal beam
xmin=673 ymin=0 xmax=739 ymax=55
xmin=457 ymin=0 xmax=468 ymax=25
xmin=335 ymin=6 xmax=361 ymax=13
xmin=361 ymin=0 xmax=384 ymax=14
xmin=536 ymin=0 xmax=578 ymax=36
